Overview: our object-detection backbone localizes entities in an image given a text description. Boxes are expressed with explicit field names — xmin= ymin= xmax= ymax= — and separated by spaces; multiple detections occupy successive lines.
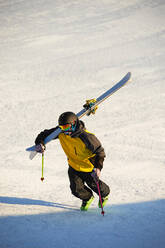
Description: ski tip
xmin=127 ymin=72 xmax=131 ymax=78
xmin=124 ymin=72 xmax=132 ymax=84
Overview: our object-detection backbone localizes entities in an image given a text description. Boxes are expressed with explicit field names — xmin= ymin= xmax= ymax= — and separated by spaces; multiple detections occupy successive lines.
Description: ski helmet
xmin=58 ymin=112 xmax=78 ymax=126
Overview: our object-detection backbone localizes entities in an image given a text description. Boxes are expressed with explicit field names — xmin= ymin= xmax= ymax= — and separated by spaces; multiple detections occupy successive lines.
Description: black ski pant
xmin=68 ymin=166 xmax=110 ymax=201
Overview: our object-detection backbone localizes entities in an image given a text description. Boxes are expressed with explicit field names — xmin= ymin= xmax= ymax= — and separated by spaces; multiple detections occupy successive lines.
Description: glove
xmin=91 ymin=168 xmax=101 ymax=182
xmin=35 ymin=143 xmax=46 ymax=153
xmin=95 ymin=168 xmax=101 ymax=178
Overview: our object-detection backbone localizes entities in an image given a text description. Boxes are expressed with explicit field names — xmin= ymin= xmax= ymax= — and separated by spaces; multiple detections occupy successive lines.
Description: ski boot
xmin=80 ymin=196 xmax=94 ymax=211
xmin=98 ymin=195 xmax=109 ymax=208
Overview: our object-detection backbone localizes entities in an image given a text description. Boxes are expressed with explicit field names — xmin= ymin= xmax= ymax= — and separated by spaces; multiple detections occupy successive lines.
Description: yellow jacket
xmin=59 ymin=132 xmax=95 ymax=172
xmin=35 ymin=121 xmax=105 ymax=172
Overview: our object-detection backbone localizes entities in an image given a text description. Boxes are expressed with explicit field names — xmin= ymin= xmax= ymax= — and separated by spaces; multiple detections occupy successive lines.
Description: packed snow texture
xmin=0 ymin=0 xmax=165 ymax=247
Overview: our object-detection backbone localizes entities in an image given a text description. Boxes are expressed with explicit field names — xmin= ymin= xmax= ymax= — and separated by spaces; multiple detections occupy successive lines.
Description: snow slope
xmin=0 ymin=0 xmax=165 ymax=247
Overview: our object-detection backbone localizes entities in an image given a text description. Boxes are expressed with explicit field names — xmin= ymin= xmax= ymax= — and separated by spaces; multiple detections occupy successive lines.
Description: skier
xmin=35 ymin=111 xmax=110 ymax=211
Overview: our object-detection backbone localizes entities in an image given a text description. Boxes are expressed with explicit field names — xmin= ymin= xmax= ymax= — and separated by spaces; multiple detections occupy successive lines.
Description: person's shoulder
xmin=79 ymin=128 xmax=97 ymax=145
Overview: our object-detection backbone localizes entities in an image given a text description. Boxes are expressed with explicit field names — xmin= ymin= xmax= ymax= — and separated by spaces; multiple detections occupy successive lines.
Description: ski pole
xmin=96 ymin=180 xmax=105 ymax=216
xmin=41 ymin=152 xmax=44 ymax=181
xmin=91 ymin=170 xmax=105 ymax=216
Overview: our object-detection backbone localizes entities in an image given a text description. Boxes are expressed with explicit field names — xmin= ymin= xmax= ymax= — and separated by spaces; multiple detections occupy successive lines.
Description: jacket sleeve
xmin=35 ymin=126 xmax=59 ymax=145
xmin=79 ymin=132 xmax=106 ymax=170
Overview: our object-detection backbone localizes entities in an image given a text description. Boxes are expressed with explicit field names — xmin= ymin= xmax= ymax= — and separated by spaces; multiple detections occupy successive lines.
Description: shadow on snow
xmin=0 ymin=197 xmax=165 ymax=248
xmin=0 ymin=196 xmax=79 ymax=211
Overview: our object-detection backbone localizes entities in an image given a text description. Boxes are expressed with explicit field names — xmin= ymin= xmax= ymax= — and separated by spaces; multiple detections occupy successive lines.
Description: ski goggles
xmin=60 ymin=122 xmax=77 ymax=132
xmin=60 ymin=123 xmax=72 ymax=131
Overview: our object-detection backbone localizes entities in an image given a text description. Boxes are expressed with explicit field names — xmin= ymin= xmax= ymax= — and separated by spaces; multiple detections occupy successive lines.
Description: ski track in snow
xmin=0 ymin=0 xmax=165 ymax=247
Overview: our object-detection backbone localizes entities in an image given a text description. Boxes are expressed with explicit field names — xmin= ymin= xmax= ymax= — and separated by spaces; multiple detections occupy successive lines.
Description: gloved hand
xmin=91 ymin=168 xmax=101 ymax=182
xmin=35 ymin=143 xmax=46 ymax=153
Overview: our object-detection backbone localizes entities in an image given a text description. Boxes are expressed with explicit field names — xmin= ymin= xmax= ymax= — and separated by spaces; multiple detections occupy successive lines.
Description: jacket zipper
xmin=74 ymin=147 xmax=77 ymax=155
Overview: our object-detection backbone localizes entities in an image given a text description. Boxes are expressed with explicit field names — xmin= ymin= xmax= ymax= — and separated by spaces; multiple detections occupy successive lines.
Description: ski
xmin=26 ymin=72 xmax=131 ymax=159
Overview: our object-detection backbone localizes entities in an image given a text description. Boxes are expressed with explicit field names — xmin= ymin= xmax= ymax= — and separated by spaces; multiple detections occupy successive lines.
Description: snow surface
xmin=0 ymin=0 xmax=165 ymax=247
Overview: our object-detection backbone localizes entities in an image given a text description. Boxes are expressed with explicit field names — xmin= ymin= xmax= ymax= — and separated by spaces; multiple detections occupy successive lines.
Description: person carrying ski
xmin=35 ymin=111 xmax=110 ymax=211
